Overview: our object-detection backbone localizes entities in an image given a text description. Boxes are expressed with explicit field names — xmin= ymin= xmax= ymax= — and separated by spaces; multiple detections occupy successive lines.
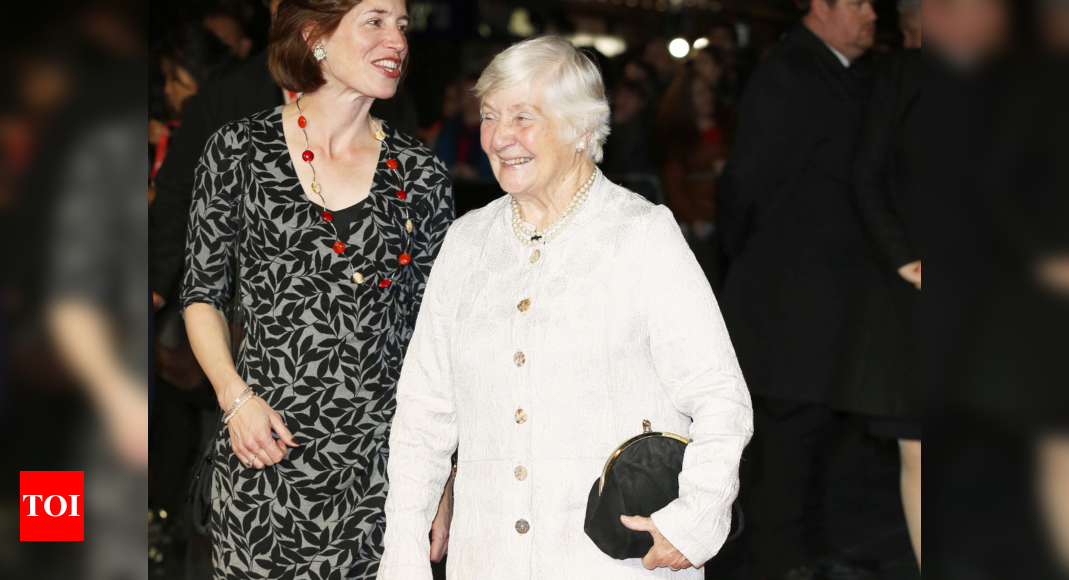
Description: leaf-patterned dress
xmin=180 ymin=106 xmax=454 ymax=580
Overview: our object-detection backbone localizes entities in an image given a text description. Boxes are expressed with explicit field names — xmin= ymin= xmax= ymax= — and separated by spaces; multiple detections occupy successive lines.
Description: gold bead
xmin=373 ymin=130 xmax=386 ymax=141
xmin=517 ymin=298 xmax=531 ymax=312
xmin=352 ymin=272 xmax=364 ymax=284
xmin=405 ymin=219 xmax=414 ymax=232
xmin=310 ymin=181 xmax=321 ymax=194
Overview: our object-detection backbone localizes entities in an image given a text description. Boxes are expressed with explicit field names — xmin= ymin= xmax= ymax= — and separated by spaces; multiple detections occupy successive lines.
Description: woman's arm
xmin=180 ymin=123 xmax=297 ymax=469
xmin=380 ymin=228 xmax=460 ymax=580
xmin=640 ymin=206 xmax=754 ymax=568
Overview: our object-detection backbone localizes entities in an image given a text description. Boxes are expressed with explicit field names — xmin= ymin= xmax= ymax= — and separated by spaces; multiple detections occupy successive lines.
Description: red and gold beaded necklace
xmin=296 ymin=94 xmax=415 ymax=289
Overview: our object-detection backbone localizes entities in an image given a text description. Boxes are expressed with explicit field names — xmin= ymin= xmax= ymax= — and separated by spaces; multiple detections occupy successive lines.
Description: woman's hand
xmin=898 ymin=260 xmax=921 ymax=290
xmin=226 ymin=390 xmax=299 ymax=469
xmin=620 ymin=515 xmax=697 ymax=571
xmin=429 ymin=471 xmax=455 ymax=562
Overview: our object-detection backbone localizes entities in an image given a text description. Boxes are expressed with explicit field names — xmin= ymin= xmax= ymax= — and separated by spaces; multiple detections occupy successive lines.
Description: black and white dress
xmin=180 ymin=106 xmax=453 ymax=580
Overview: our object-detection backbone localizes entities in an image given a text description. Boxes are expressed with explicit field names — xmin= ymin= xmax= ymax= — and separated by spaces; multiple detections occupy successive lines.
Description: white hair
xmin=474 ymin=35 xmax=611 ymax=163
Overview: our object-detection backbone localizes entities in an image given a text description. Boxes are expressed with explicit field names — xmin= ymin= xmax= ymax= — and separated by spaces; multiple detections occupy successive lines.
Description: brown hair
xmin=268 ymin=0 xmax=408 ymax=93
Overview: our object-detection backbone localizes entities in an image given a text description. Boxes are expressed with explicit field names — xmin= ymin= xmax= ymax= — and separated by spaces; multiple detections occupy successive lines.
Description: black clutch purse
xmin=584 ymin=420 xmax=744 ymax=560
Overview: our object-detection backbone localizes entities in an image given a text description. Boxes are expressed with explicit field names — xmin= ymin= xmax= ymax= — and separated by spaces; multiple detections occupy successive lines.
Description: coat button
xmin=515 ymin=466 xmax=528 ymax=481
xmin=515 ymin=519 xmax=530 ymax=534
xmin=515 ymin=409 xmax=527 ymax=424
xmin=529 ymin=249 xmax=541 ymax=263
xmin=517 ymin=298 xmax=530 ymax=312
xmin=513 ymin=351 xmax=525 ymax=367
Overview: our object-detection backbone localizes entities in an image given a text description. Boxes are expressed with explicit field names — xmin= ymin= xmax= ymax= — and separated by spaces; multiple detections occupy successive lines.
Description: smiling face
xmin=313 ymin=0 xmax=408 ymax=99
xmin=480 ymin=84 xmax=581 ymax=200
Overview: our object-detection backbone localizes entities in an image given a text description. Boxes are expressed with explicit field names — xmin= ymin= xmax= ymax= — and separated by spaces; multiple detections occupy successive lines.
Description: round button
xmin=514 ymin=466 xmax=528 ymax=481
xmin=529 ymin=249 xmax=541 ymax=263
xmin=513 ymin=351 xmax=525 ymax=367
xmin=517 ymin=298 xmax=531 ymax=312
xmin=515 ymin=519 xmax=530 ymax=534
xmin=515 ymin=409 xmax=527 ymax=424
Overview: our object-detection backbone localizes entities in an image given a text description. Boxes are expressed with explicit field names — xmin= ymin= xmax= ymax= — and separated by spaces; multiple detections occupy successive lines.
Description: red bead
xmin=379 ymin=279 xmax=392 ymax=288
xmin=302 ymin=150 xmax=314 ymax=162
xmin=396 ymin=190 xmax=407 ymax=200
xmin=398 ymin=253 xmax=411 ymax=265
xmin=386 ymin=158 xmax=398 ymax=169
xmin=321 ymin=211 xmax=333 ymax=222
xmin=297 ymin=115 xmax=307 ymax=128
xmin=332 ymin=241 xmax=346 ymax=254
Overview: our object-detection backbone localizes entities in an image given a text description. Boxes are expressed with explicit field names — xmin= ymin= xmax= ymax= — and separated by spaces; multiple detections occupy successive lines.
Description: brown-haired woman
xmin=653 ymin=68 xmax=735 ymax=283
xmin=180 ymin=1 xmax=455 ymax=578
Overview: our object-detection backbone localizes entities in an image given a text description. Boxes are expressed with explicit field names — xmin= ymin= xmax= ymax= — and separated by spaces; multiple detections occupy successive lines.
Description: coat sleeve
xmin=719 ymin=60 xmax=814 ymax=258
xmin=379 ymin=227 xmax=461 ymax=580
xmin=641 ymin=206 xmax=754 ymax=567
xmin=178 ymin=121 xmax=248 ymax=316
xmin=853 ymin=54 xmax=919 ymax=271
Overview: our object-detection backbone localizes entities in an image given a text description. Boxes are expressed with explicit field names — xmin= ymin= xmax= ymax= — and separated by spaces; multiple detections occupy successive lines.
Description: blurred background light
xmin=668 ymin=37 xmax=690 ymax=58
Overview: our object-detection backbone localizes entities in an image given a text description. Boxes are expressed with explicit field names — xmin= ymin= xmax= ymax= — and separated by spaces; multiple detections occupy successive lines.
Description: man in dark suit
xmin=717 ymin=0 xmax=876 ymax=577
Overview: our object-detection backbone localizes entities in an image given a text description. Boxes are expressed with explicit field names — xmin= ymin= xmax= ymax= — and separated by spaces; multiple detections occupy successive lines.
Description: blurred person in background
xmin=599 ymin=78 xmax=656 ymax=195
xmin=433 ymin=75 xmax=493 ymax=182
xmin=706 ymin=23 xmax=748 ymax=105
xmin=692 ymin=46 xmax=733 ymax=108
xmin=653 ymin=69 xmax=734 ymax=285
xmin=151 ymin=24 xmax=236 ymax=181
xmin=898 ymin=0 xmax=922 ymax=48
xmin=833 ymin=43 xmax=922 ymax=569
xmin=180 ymin=0 xmax=454 ymax=577
xmin=642 ymin=37 xmax=677 ymax=96
xmin=717 ymin=0 xmax=876 ymax=577
xmin=203 ymin=8 xmax=255 ymax=59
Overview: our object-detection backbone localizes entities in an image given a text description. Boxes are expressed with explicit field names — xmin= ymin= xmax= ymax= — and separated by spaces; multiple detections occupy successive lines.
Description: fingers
xmin=270 ymin=412 xmax=299 ymax=447
xmin=620 ymin=515 xmax=654 ymax=533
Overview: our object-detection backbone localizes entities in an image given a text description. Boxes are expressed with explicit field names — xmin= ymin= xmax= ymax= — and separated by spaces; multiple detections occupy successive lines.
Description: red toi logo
xmin=20 ymin=471 xmax=84 ymax=541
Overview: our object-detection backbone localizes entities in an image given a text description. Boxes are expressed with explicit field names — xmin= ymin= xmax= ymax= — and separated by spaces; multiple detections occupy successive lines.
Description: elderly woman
xmin=181 ymin=0 xmax=453 ymax=577
xmin=379 ymin=36 xmax=752 ymax=579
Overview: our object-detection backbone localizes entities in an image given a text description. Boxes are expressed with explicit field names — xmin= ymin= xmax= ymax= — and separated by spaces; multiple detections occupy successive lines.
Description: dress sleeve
xmin=380 ymin=226 xmax=461 ymax=580
xmin=407 ymin=156 xmax=455 ymax=326
xmin=179 ymin=121 xmax=249 ymax=317
xmin=640 ymin=206 xmax=754 ymax=567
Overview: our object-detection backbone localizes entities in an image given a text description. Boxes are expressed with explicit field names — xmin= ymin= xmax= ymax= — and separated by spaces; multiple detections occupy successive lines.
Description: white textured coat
xmin=380 ymin=172 xmax=753 ymax=580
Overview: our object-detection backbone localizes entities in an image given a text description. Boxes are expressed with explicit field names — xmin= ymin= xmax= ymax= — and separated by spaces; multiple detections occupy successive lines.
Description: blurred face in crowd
xmin=692 ymin=78 xmax=715 ymax=119
xmin=924 ymin=0 xmax=1007 ymax=63
xmin=203 ymin=14 xmax=253 ymax=58
xmin=160 ymin=56 xmax=198 ymax=114
xmin=480 ymin=84 xmax=581 ymax=200
xmin=309 ymin=0 xmax=408 ymax=100
xmin=693 ymin=50 xmax=724 ymax=87
xmin=808 ymin=0 xmax=878 ymax=60
xmin=900 ymin=8 xmax=923 ymax=48
xmin=709 ymin=25 xmax=737 ymax=55
xmin=612 ymin=84 xmax=646 ymax=124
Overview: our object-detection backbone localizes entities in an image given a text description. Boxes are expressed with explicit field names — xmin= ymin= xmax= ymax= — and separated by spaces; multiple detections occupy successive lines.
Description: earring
xmin=577 ymin=143 xmax=586 ymax=152
xmin=313 ymin=44 xmax=327 ymax=62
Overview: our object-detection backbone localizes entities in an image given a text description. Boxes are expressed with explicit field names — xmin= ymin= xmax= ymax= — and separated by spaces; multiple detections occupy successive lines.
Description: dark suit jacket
xmin=149 ymin=52 xmax=420 ymax=299
xmin=718 ymin=25 xmax=872 ymax=403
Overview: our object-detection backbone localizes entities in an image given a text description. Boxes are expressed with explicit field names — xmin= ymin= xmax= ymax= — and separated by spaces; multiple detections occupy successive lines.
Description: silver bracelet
xmin=223 ymin=390 xmax=256 ymax=425
xmin=225 ymin=386 xmax=253 ymax=415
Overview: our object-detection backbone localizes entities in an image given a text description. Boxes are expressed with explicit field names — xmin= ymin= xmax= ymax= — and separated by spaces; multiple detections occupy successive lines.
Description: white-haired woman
xmin=379 ymin=36 xmax=752 ymax=579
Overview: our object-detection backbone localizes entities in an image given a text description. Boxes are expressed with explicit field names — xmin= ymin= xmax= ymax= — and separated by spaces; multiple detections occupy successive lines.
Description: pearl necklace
xmin=296 ymin=94 xmax=414 ymax=288
xmin=510 ymin=170 xmax=596 ymax=246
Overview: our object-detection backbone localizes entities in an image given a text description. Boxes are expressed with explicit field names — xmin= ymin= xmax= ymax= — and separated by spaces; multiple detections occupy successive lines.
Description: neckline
xmin=503 ymin=168 xmax=605 ymax=248
xmin=271 ymin=105 xmax=388 ymax=211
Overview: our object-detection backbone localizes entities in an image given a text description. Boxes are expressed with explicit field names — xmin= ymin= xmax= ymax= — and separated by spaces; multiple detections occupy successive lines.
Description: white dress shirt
xmin=379 ymin=171 xmax=753 ymax=580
